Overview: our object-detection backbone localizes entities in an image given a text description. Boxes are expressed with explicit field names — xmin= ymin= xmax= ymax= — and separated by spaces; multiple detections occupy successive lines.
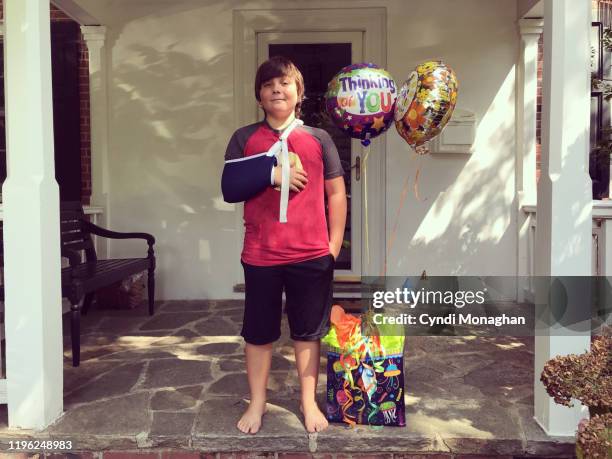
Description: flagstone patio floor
xmin=0 ymin=300 xmax=575 ymax=457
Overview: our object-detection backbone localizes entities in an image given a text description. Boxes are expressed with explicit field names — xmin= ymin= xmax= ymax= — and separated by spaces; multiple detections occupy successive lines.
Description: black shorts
xmin=241 ymin=254 xmax=335 ymax=345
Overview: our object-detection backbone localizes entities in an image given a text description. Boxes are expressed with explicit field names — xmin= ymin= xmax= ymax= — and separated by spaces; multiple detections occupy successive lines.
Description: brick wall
xmin=536 ymin=34 xmax=543 ymax=183
xmin=79 ymin=34 xmax=92 ymax=204
xmin=0 ymin=1 xmax=92 ymax=204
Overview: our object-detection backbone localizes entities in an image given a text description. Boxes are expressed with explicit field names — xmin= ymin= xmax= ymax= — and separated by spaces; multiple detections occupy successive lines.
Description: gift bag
xmin=326 ymin=350 xmax=405 ymax=426
xmin=323 ymin=305 xmax=406 ymax=427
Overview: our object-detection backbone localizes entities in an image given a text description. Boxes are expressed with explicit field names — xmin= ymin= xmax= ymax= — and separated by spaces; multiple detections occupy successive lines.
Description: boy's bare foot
xmin=237 ymin=399 xmax=267 ymax=434
xmin=300 ymin=401 xmax=329 ymax=433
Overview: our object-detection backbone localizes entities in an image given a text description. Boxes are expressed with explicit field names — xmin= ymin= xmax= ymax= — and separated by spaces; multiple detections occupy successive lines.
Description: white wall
xmin=77 ymin=0 xmax=521 ymax=299
xmin=385 ymin=0 xmax=518 ymax=279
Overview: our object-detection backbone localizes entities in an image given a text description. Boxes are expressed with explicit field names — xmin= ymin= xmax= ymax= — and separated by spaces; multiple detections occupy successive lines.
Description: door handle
xmin=355 ymin=155 xmax=360 ymax=181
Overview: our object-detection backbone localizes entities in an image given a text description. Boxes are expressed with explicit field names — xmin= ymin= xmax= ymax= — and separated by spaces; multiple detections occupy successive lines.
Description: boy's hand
xmin=273 ymin=161 xmax=308 ymax=192
xmin=329 ymin=241 xmax=341 ymax=260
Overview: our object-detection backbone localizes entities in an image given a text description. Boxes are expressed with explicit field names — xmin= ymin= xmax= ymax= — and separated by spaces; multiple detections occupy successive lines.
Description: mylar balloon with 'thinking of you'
xmin=394 ymin=60 xmax=458 ymax=149
xmin=325 ymin=63 xmax=397 ymax=146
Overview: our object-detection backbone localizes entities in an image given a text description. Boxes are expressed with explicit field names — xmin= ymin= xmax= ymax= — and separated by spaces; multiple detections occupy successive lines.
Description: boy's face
xmin=259 ymin=75 xmax=298 ymax=119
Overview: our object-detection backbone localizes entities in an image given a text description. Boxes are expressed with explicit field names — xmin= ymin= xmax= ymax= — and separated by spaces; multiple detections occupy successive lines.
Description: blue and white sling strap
xmin=273 ymin=119 xmax=303 ymax=223
xmin=221 ymin=118 xmax=303 ymax=222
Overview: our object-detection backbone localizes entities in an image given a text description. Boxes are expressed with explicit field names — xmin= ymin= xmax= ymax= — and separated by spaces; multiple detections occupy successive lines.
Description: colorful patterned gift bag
xmin=323 ymin=305 xmax=406 ymax=427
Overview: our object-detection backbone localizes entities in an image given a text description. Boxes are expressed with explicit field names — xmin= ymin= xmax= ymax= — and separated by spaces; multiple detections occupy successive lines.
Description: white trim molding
xmin=519 ymin=18 xmax=544 ymax=35
xmin=81 ymin=25 xmax=107 ymax=44
xmin=516 ymin=18 xmax=543 ymax=302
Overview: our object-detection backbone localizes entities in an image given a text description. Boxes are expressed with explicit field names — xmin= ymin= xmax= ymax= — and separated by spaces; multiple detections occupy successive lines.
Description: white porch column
xmin=534 ymin=0 xmax=592 ymax=436
xmin=80 ymin=26 xmax=110 ymax=258
xmin=517 ymin=18 xmax=543 ymax=301
xmin=517 ymin=19 xmax=542 ymax=206
xmin=2 ymin=0 xmax=63 ymax=428
xmin=604 ymin=218 xmax=612 ymax=275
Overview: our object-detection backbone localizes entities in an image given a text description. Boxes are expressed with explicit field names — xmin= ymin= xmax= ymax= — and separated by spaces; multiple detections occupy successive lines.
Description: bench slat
xmin=60 ymin=201 xmax=84 ymax=211
xmin=60 ymin=213 xmax=83 ymax=224
xmin=63 ymin=240 xmax=93 ymax=252
xmin=62 ymin=231 xmax=87 ymax=244
xmin=71 ymin=259 xmax=147 ymax=277
xmin=66 ymin=259 xmax=151 ymax=291
xmin=61 ymin=220 xmax=82 ymax=232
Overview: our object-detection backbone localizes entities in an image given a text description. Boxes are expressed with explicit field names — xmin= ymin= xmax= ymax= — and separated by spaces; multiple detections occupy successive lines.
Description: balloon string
xmin=362 ymin=146 xmax=370 ymax=268
xmin=413 ymin=147 xmax=427 ymax=202
xmin=380 ymin=174 xmax=411 ymax=278
xmin=414 ymin=165 xmax=423 ymax=202
xmin=362 ymin=147 xmax=371 ymax=168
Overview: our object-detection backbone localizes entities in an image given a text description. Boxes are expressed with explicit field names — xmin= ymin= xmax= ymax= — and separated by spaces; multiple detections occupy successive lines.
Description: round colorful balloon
xmin=394 ymin=60 xmax=458 ymax=149
xmin=325 ymin=63 xmax=397 ymax=146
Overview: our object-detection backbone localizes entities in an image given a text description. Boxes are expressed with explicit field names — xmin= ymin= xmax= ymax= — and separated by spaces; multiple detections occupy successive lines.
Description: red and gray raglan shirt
xmin=222 ymin=120 xmax=344 ymax=266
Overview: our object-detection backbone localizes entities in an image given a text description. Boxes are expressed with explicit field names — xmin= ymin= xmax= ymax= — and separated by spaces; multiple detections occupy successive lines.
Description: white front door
xmin=257 ymin=31 xmax=363 ymax=279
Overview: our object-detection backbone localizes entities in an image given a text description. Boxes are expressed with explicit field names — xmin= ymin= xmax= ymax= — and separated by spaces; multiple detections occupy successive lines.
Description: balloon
xmin=325 ymin=63 xmax=397 ymax=146
xmin=394 ymin=60 xmax=458 ymax=149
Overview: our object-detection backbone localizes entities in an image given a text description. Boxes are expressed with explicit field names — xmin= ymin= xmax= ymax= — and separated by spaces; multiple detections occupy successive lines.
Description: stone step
xmin=234 ymin=280 xmax=362 ymax=297
xmin=6 ymin=450 xmax=571 ymax=459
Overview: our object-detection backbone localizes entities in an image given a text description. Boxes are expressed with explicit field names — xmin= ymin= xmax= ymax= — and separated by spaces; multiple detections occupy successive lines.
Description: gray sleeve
xmin=224 ymin=123 xmax=261 ymax=161
xmin=224 ymin=132 xmax=244 ymax=161
xmin=313 ymin=128 xmax=344 ymax=180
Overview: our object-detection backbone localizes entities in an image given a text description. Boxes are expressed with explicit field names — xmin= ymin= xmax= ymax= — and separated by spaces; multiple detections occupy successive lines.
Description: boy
xmin=221 ymin=56 xmax=347 ymax=434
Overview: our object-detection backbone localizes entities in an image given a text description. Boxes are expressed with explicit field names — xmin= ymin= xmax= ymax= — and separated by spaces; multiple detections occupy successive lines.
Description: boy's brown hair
xmin=255 ymin=56 xmax=305 ymax=118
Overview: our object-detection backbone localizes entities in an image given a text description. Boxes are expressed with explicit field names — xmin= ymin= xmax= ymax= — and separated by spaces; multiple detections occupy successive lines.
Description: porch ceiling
xmin=55 ymin=0 xmax=545 ymax=27
xmin=52 ymin=0 xmax=216 ymax=26
xmin=519 ymin=0 xmax=543 ymax=18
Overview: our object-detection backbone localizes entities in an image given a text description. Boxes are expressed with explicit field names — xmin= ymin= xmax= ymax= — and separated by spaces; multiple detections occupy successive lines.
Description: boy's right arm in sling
xmin=221 ymin=131 xmax=276 ymax=203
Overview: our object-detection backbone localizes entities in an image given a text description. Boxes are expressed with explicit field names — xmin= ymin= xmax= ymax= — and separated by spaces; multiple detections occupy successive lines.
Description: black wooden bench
xmin=0 ymin=201 xmax=156 ymax=367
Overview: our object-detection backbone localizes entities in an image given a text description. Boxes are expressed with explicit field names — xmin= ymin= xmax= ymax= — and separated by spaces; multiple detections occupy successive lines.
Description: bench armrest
xmin=82 ymin=220 xmax=156 ymax=246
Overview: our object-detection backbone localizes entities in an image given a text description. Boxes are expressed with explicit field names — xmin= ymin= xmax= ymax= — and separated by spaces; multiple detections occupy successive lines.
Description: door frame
xmin=257 ymin=31 xmax=363 ymax=279
xmin=233 ymin=7 xmax=387 ymax=280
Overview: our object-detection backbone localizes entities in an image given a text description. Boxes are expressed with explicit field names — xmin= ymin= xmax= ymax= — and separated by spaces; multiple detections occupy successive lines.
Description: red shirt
xmin=224 ymin=121 xmax=343 ymax=266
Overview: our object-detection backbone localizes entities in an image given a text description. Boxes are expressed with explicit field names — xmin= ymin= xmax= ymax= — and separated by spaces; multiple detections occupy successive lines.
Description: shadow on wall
xmin=102 ymin=1 xmax=348 ymax=298
xmin=95 ymin=1 xmax=244 ymax=299
xmin=111 ymin=44 xmax=234 ymax=293
xmin=387 ymin=65 xmax=518 ymax=277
